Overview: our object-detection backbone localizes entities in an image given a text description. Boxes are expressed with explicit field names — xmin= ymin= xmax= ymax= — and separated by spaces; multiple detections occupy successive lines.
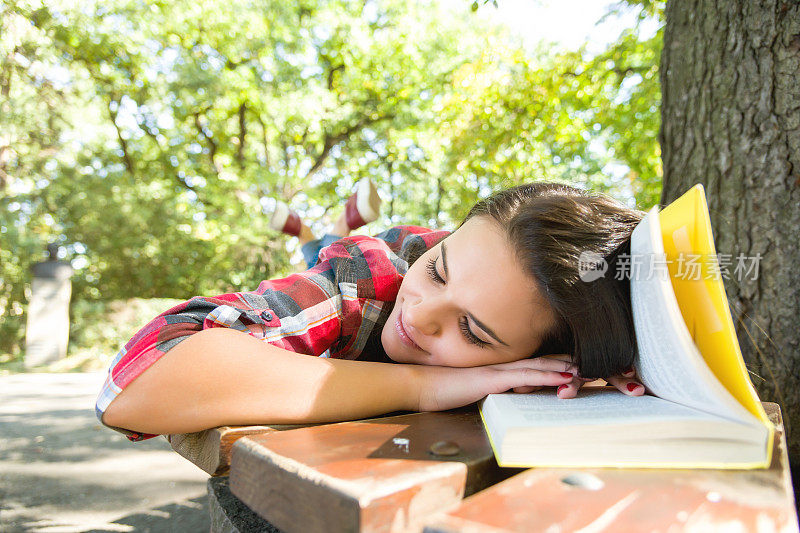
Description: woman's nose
xmin=406 ymin=296 xmax=442 ymax=336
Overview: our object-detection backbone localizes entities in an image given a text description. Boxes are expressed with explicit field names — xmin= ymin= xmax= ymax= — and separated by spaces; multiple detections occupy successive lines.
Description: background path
xmin=0 ymin=372 xmax=210 ymax=532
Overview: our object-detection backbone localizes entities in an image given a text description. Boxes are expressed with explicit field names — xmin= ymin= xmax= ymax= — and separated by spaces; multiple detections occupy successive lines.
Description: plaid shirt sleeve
xmin=95 ymin=225 xmax=449 ymax=442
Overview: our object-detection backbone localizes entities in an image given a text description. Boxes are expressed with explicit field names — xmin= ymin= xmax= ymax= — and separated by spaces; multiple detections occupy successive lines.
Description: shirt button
xmin=261 ymin=311 xmax=273 ymax=321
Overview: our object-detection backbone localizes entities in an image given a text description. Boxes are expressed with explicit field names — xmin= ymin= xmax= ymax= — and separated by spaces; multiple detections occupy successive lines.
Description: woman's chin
xmin=383 ymin=344 xmax=408 ymax=364
xmin=381 ymin=336 xmax=412 ymax=364
xmin=381 ymin=324 xmax=426 ymax=365
xmin=381 ymin=329 xmax=401 ymax=363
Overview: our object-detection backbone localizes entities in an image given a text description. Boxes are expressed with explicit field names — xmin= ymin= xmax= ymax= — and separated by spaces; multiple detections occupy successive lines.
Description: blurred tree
xmin=1 ymin=2 xmax=85 ymax=356
xmin=0 ymin=0 xmax=485 ymax=358
xmin=1 ymin=0 xmax=664 ymax=360
xmin=444 ymin=0 xmax=664 ymax=218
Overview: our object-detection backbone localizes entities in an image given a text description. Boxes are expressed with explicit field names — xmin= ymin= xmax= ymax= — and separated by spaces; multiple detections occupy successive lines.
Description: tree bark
xmin=660 ymin=0 xmax=800 ymax=456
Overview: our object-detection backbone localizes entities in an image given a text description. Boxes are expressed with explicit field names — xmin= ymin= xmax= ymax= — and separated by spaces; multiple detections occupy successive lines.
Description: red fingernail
xmin=560 ymin=372 xmax=573 ymax=378
xmin=622 ymin=367 xmax=635 ymax=377
xmin=627 ymin=383 xmax=642 ymax=392
xmin=557 ymin=384 xmax=568 ymax=394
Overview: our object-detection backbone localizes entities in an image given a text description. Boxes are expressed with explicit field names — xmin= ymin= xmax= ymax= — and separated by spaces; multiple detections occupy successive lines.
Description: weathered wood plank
xmin=424 ymin=402 xmax=798 ymax=533
xmin=166 ymin=423 xmax=309 ymax=476
xmin=229 ymin=408 xmax=505 ymax=533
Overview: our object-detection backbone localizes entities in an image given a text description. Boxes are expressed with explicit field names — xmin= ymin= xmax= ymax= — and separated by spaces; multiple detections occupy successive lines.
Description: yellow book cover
xmin=480 ymin=185 xmax=774 ymax=469
xmin=659 ymin=184 xmax=774 ymax=463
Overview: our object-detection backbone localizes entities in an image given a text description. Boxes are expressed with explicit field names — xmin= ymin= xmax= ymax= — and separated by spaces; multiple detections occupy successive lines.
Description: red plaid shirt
xmin=95 ymin=226 xmax=449 ymax=441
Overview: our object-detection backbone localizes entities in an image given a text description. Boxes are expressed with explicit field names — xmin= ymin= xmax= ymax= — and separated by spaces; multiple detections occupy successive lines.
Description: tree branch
xmin=130 ymin=106 xmax=224 ymax=211
xmin=236 ymin=102 xmax=246 ymax=168
xmin=0 ymin=145 xmax=10 ymax=192
xmin=254 ymin=112 xmax=271 ymax=169
xmin=281 ymin=138 xmax=290 ymax=178
xmin=193 ymin=112 xmax=222 ymax=174
xmin=387 ymin=159 xmax=394 ymax=219
xmin=435 ymin=175 xmax=443 ymax=228
xmin=107 ymin=100 xmax=135 ymax=175
xmin=304 ymin=113 xmax=395 ymax=180
xmin=0 ymin=46 xmax=18 ymax=99
xmin=327 ymin=64 xmax=345 ymax=91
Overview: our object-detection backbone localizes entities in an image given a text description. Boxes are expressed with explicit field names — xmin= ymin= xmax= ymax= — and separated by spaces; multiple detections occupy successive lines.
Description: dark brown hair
xmin=460 ymin=182 xmax=644 ymax=378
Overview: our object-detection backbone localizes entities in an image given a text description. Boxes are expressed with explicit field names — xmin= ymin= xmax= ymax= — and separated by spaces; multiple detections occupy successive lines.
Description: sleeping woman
xmin=95 ymin=181 xmax=645 ymax=442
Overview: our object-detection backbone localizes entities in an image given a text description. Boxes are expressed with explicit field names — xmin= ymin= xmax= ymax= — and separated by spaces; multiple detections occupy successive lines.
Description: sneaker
xmin=269 ymin=201 xmax=302 ymax=237
xmin=344 ymin=178 xmax=382 ymax=231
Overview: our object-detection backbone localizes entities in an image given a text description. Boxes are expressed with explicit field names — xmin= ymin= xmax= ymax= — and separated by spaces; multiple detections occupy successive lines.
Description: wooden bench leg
xmin=208 ymin=475 xmax=283 ymax=533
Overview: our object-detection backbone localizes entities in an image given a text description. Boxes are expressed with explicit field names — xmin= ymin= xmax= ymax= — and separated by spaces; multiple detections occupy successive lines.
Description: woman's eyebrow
xmin=468 ymin=312 xmax=510 ymax=346
xmin=441 ymin=242 xmax=509 ymax=347
xmin=441 ymin=241 xmax=450 ymax=278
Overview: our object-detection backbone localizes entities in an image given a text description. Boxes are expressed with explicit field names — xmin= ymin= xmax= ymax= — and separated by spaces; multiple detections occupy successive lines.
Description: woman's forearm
xmin=101 ymin=327 xmax=422 ymax=435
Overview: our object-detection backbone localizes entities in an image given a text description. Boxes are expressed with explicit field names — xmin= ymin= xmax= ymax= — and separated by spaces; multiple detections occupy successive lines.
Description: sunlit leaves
xmin=0 ymin=0 xmax=665 ymax=358
xmin=442 ymin=1 xmax=663 ymax=208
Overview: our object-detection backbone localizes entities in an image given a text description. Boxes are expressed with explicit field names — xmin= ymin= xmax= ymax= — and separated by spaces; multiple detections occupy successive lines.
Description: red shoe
xmin=344 ymin=178 xmax=382 ymax=230
xmin=269 ymin=201 xmax=302 ymax=237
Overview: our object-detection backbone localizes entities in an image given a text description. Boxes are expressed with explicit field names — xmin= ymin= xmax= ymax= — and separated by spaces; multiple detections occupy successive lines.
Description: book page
xmin=485 ymin=388 xmax=727 ymax=428
xmin=481 ymin=388 xmax=768 ymax=468
xmin=630 ymin=209 xmax=756 ymax=424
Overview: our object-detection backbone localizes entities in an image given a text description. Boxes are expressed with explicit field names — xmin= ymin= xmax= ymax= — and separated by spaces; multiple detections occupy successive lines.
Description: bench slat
xmin=228 ymin=408 xmax=505 ymax=533
xmin=424 ymin=402 xmax=799 ymax=533
xmin=166 ymin=424 xmax=309 ymax=476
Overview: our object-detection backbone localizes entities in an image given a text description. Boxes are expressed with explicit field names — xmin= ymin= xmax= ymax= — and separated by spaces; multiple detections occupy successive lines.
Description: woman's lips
xmin=396 ymin=309 xmax=421 ymax=350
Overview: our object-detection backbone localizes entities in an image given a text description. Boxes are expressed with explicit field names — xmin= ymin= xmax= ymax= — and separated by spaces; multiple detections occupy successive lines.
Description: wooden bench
xmin=168 ymin=402 xmax=798 ymax=532
xmin=165 ymin=423 xmax=310 ymax=477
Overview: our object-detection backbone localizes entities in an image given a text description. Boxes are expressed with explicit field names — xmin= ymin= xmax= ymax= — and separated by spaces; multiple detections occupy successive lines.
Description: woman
xmin=96 ymin=181 xmax=645 ymax=441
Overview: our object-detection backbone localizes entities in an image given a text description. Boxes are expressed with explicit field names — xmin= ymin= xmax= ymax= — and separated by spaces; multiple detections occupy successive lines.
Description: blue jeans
xmin=300 ymin=234 xmax=343 ymax=270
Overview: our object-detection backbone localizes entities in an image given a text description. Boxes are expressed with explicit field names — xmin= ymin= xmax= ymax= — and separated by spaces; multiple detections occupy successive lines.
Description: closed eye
xmin=424 ymin=255 xmax=489 ymax=348
xmin=459 ymin=317 xmax=489 ymax=348
xmin=425 ymin=257 xmax=444 ymax=284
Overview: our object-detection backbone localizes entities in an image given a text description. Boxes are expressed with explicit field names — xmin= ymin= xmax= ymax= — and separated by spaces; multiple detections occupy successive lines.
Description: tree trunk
xmin=660 ymin=0 xmax=800 ymax=457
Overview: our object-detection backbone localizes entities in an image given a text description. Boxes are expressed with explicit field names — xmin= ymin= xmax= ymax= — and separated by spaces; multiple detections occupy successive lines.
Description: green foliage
xmin=66 ymin=298 xmax=183 ymax=367
xmin=0 ymin=0 xmax=665 ymax=361
xmin=585 ymin=1 xmax=664 ymax=207
xmin=0 ymin=297 xmax=183 ymax=373
xmin=444 ymin=0 xmax=664 ymax=212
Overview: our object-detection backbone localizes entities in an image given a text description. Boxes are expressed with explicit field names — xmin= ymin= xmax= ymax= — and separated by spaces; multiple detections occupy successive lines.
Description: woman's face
xmin=381 ymin=216 xmax=558 ymax=367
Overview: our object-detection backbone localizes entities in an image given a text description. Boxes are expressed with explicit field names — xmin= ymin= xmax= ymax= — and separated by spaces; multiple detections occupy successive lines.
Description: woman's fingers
xmin=510 ymin=376 xmax=582 ymax=398
xmin=511 ymin=385 xmax=542 ymax=393
xmin=537 ymin=353 xmax=575 ymax=363
xmin=495 ymin=355 xmax=578 ymax=375
xmin=559 ymin=365 xmax=645 ymax=400
xmin=555 ymin=378 xmax=581 ymax=399
xmin=496 ymin=356 xmax=582 ymax=396
xmin=496 ymin=358 xmax=645 ymax=399
xmin=606 ymin=374 xmax=646 ymax=396
xmin=494 ymin=367 xmax=574 ymax=393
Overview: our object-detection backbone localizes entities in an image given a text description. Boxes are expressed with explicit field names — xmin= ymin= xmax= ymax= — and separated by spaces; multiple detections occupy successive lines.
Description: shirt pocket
xmin=203 ymin=304 xmax=281 ymax=335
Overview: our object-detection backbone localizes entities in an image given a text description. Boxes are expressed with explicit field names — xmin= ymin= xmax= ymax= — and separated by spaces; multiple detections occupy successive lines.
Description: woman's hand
xmin=414 ymin=357 xmax=578 ymax=412
xmin=557 ymin=365 xmax=646 ymax=399
xmin=501 ymin=354 xmax=646 ymax=399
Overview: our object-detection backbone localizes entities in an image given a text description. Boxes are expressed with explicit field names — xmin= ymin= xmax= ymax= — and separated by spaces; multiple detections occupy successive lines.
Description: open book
xmin=480 ymin=185 xmax=775 ymax=469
